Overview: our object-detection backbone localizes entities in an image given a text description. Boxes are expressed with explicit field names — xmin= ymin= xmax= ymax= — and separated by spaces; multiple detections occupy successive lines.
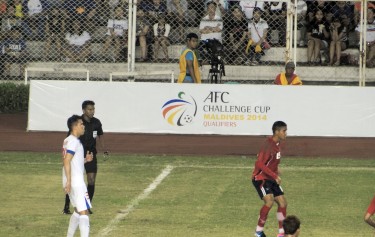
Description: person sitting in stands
xmin=153 ymin=13 xmax=170 ymax=61
xmin=306 ymin=9 xmax=330 ymax=65
xmin=224 ymin=4 xmax=247 ymax=65
xmin=2 ymin=26 xmax=27 ymax=76
xmin=101 ymin=5 xmax=128 ymax=62
xmin=355 ymin=8 xmax=375 ymax=68
xmin=135 ymin=9 xmax=151 ymax=62
xmin=44 ymin=6 xmax=65 ymax=60
xmin=246 ymin=7 xmax=268 ymax=66
xmin=63 ymin=20 xmax=91 ymax=62
xmin=329 ymin=17 xmax=348 ymax=66
xmin=274 ymin=62 xmax=302 ymax=85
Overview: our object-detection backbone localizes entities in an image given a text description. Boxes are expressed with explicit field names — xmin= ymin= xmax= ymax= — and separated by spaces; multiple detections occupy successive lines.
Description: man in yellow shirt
xmin=274 ymin=62 xmax=302 ymax=85
xmin=178 ymin=33 xmax=201 ymax=83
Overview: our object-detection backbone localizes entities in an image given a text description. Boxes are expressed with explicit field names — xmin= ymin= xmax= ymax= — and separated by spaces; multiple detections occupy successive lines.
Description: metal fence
xmin=0 ymin=0 xmax=374 ymax=85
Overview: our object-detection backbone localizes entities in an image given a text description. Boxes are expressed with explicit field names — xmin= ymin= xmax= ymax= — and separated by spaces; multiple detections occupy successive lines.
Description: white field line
xmin=0 ymin=161 xmax=375 ymax=171
xmin=96 ymin=165 xmax=174 ymax=237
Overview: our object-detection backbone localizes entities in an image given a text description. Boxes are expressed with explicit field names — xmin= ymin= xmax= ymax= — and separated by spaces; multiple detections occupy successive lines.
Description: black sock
xmin=64 ymin=194 xmax=70 ymax=210
xmin=87 ymin=184 xmax=95 ymax=202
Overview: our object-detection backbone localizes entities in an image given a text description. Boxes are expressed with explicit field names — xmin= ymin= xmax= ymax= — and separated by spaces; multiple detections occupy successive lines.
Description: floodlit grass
xmin=0 ymin=152 xmax=374 ymax=237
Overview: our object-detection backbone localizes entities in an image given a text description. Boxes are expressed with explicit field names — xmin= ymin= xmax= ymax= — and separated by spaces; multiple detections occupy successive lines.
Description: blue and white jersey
xmin=62 ymin=135 xmax=85 ymax=187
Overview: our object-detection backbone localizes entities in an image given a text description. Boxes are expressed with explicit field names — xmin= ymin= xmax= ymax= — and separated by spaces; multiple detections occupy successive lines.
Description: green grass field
xmin=0 ymin=152 xmax=374 ymax=237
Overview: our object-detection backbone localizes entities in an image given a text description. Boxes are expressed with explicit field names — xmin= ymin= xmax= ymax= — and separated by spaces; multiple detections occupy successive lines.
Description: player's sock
xmin=79 ymin=214 xmax=90 ymax=237
xmin=64 ymin=194 xmax=70 ymax=210
xmin=277 ymin=206 xmax=286 ymax=233
xmin=87 ymin=184 xmax=95 ymax=202
xmin=67 ymin=211 xmax=79 ymax=237
xmin=256 ymin=205 xmax=271 ymax=232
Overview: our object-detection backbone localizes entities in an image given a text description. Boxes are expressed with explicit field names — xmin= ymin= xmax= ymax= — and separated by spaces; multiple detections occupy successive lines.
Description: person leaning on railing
xmin=274 ymin=62 xmax=302 ymax=86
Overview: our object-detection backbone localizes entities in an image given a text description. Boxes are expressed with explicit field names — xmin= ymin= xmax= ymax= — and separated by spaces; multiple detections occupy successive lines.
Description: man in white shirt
xmin=239 ymin=0 xmax=264 ymax=20
xmin=22 ymin=0 xmax=47 ymax=39
xmin=199 ymin=1 xmax=223 ymax=62
xmin=356 ymin=8 xmax=375 ymax=67
xmin=63 ymin=115 xmax=93 ymax=237
xmin=199 ymin=1 xmax=223 ymax=42
xmin=247 ymin=7 xmax=268 ymax=65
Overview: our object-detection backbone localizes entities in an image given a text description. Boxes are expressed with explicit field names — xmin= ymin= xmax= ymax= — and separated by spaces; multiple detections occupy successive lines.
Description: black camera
xmin=201 ymin=39 xmax=225 ymax=83
xmin=202 ymin=38 xmax=224 ymax=65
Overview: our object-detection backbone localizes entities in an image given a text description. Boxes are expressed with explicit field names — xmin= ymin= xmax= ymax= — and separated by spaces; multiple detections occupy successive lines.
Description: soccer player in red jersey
xmin=364 ymin=195 xmax=375 ymax=228
xmin=252 ymin=121 xmax=288 ymax=237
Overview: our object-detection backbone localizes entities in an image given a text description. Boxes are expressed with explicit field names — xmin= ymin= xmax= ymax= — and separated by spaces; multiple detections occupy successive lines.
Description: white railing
xmin=24 ymin=67 xmax=90 ymax=85
xmin=109 ymin=70 xmax=175 ymax=83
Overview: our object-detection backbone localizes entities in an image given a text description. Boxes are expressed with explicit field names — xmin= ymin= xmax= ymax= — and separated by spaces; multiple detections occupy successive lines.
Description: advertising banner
xmin=28 ymin=81 xmax=375 ymax=137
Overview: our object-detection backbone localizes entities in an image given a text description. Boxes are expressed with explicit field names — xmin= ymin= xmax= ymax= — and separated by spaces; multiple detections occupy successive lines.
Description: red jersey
xmin=367 ymin=196 xmax=375 ymax=215
xmin=252 ymin=137 xmax=281 ymax=181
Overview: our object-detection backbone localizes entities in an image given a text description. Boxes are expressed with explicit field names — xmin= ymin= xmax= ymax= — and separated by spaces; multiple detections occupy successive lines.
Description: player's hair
xmin=283 ymin=215 xmax=301 ymax=235
xmin=82 ymin=100 xmax=95 ymax=109
xmin=186 ymin=33 xmax=198 ymax=41
xmin=272 ymin=121 xmax=287 ymax=133
xmin=67 ymin=115 xmax=82 ymax=134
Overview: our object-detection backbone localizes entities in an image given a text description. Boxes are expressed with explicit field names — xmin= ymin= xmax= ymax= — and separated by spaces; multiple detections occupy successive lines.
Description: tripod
xmin=207 ymin=62 xmax=225 ymax=84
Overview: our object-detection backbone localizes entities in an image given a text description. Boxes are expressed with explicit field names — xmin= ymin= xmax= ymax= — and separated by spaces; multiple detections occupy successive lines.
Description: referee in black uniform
xmin=62 ymin=100 xmax=108 ymax=214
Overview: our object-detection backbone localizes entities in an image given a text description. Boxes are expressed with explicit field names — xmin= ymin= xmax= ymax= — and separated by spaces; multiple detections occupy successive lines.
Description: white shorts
xmin=69 ymin=185 xmax=92 ymax=212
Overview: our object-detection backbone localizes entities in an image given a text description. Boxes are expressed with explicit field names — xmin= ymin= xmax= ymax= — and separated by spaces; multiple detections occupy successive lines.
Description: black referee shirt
xmin=80 ymin=116 xmax=104 ymax=155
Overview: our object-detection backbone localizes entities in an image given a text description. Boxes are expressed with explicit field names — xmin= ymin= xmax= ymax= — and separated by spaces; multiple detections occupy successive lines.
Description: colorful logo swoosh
xmin=162 ymin=92 xmax=197 ymax=126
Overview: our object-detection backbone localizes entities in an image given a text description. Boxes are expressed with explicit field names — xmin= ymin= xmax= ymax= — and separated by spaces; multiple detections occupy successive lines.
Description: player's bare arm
xmin=63 ymin=153 xmax=73 ymax=193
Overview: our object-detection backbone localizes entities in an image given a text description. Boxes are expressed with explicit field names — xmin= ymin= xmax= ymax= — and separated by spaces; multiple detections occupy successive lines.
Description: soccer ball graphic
xmin=184 ymin=115 xmax=193 ymax=123
xmin=162 ymin=92 xmax=197 ymax=126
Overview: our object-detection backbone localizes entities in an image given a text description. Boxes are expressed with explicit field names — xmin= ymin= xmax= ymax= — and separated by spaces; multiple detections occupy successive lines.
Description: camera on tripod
xmin=202 ymin=39 xmax=225 ymax=84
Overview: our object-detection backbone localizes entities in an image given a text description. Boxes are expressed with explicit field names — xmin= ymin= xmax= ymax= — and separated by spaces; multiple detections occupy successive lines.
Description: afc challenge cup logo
xmin=161 ymin=92 xmax=197 ymax=126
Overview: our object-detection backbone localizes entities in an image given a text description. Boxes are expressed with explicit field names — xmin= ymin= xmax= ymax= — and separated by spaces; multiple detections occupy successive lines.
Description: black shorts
xmin=252 ymin=179 xmax=284 ymax=200
xmin=85 ymin=153 xmax=98 ymax=173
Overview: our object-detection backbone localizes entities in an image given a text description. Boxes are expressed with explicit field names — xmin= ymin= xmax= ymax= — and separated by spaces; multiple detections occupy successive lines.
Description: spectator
xmin=239 ymin=0 xmax=264 ymax=20
xmin=6 ymin=0 xmax=24 ymax=30
xmin=44 ymin=6 xmax=65 ymax=60
xmin=204 ymin=0 xmax=227 ymax=17
xmin=224 ymin=4 xmax=247 ymax=64
xmin=307 ymin=0 xmax=334 ymax=24
xmin=64 ymin=0 xmax=96 ymax=33
xmin=274 ymin=62 xmax=302 ymax=85
xmin=94 ymin=0 xmax=111 ymax=27
xmin=283 ymin=215 xmax=301 ymax=237
xmin=153 ymin=14 xmax=170 ymax=61
xmin=63 ymin=20 xmax=91 ymax=62
xmin=199 ymin=1 xmax=222 ymax=62
xmin=307 ymin=9 xmax=330 ymax=65
xmin=355 ymin=8 xmax=375 ymax=67
xmin=166 ymin=0 xmax=188 ymax=44
xmin=143 ymin=0 xmax=167 ymax=24
xmin=329 ymin=17 xmax=348 ymax=66
xmin=187 ymin=0 xmax=205 ymax=27
xmin=331 ymin=1 xmax=354 ymax=31
xmin=246 ymin=7 xmax=268 ymax=66
xmin=199 ymin=1 xmax=222 ymax=42
xmin=136 ymin=9 xmax=151 ymax=61
xmin=0 ymin=0 xmax=8 ymax=31
xmin=21 ymin=0 xmax=48 ymax=40
xmin=2 ymin=26 xmax=27 ymax=76
xmin=296 ymin=0 xmax=307 ymax=47
xmin=101 ymin=5 xmax=128 ymax=62
xmin=354 ymin=1 xmax=375 ymax=26
xmin=264 ymin=1 xmax=286 ymax=46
